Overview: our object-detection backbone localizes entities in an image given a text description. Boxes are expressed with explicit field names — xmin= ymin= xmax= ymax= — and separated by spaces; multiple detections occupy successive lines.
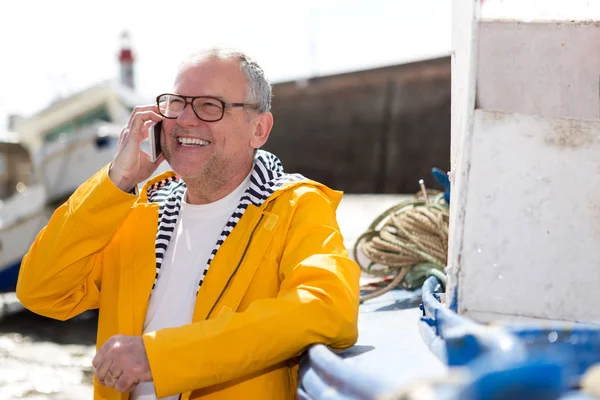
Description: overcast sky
xmin=0 ymin=0 xmax=450 ymax=130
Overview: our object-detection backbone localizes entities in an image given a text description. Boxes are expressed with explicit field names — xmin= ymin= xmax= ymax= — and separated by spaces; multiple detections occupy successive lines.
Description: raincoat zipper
xmin=177 ymin=213 xmax=265 ymax=400
xmin=206 ymin=213 xmax=265 ymax=320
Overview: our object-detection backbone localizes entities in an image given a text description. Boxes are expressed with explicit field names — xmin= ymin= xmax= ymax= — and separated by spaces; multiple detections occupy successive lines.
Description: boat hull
xmin=0 ymin=209 xmax=50 ymax=293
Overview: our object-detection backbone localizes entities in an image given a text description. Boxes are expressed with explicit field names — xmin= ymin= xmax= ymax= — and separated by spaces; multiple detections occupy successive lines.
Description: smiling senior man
xmin=16 ymin=48 xmax=360 ymax=400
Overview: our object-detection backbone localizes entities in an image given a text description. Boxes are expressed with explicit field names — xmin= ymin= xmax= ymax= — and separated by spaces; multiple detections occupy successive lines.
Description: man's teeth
xmin=177 ymin=137 xmax=209 ymax=146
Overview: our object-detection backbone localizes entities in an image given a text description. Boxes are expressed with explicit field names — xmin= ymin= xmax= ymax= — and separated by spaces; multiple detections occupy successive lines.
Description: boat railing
xmin=298 ymin=344 xmax=394 ymax=400
xmin=298 ymin=276 xmax=600 ymax=399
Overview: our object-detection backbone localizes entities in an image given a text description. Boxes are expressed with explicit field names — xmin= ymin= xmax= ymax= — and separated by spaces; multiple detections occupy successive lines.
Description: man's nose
xmin=176 ymin=103 xmax=202 ymax=127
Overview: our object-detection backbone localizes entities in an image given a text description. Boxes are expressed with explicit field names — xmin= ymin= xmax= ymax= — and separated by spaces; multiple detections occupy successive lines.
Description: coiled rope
xmin=354 ymin=182 xmax=449 ymax=302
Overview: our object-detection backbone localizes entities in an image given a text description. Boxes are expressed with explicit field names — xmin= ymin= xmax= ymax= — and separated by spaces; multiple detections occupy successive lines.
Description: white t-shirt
xmin=132 ymin=173 xmax=251 ymax=400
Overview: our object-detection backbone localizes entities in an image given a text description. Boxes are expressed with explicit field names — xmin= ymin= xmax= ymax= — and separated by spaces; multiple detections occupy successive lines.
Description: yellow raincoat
xmin=16 ymin=154 xmax=360 ymax=399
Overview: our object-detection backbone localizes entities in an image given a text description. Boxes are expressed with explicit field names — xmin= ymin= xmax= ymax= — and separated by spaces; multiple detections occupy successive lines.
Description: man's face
xmin=160 ymin=58 xmax=257 ymax=183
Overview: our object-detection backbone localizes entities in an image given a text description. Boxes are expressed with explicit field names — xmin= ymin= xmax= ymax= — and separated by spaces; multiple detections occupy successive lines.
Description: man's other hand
xmin=92 ymin=334 xmax=152 ymax=392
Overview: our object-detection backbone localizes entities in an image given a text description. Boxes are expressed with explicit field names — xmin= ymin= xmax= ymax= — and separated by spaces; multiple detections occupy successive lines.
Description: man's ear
xmin=249 ymin=112 xmax=274 ymax=149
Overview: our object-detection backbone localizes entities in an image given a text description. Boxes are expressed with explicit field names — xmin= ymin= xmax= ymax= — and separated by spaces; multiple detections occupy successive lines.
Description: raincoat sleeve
xmin=142 ymin=187 xmax=361 ymax=398
xmin=16 ymin=164 xmax=137 ymax=321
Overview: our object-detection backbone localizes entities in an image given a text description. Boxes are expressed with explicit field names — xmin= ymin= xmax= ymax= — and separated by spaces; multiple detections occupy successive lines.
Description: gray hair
xmin=182 ymin=48 xmax=272 ymax=113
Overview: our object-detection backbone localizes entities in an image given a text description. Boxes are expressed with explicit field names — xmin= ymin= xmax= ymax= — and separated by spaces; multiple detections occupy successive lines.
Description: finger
xmin=110 ymin=368 xmax=123 ymax=379
xmin=95 ymin=356 xmax=114 ymax=384
xmin=126 ymin=113 xmax=162 ymax=148
xmin=128 ymin=105 xmax=160 ymax=124
xmin=92 ymin=339 xmax=113 ymax=368
xmin=141 ymin=119 xmax=156 ymax=141
xmin=115 ymin=375 xmax=139 ymax=393
xmin=103 ymin=371 xmax=118 ymax=389
xmin=106 ymin=368 xmax=123 ymax=389
xmin=129 ymin=111 xmax=163 ymax=140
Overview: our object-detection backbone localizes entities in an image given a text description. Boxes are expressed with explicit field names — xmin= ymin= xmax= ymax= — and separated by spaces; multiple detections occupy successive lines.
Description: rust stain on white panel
xmin=544 ymin=118 xmax=600 ymax=149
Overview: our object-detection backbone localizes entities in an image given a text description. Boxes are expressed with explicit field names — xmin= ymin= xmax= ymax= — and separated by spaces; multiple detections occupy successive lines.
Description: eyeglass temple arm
xmin=226 ymin=103 xmax=260 ymax=109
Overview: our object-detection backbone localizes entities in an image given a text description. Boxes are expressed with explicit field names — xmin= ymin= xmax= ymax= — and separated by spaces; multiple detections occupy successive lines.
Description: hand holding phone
xmin=148 ymin=121 xmax=163 ymax=162
xmin=109 ymin=108 xmax=164 ymax=192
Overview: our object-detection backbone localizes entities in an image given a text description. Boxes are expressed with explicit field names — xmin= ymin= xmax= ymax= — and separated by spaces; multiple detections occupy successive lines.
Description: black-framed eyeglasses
xmin=156 ymin=93 xmax=261 ymax=122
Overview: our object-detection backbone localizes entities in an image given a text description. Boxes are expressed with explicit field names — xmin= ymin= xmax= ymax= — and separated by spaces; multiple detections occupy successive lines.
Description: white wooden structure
xmin=448 ymin=0 xmax=600 ymax=324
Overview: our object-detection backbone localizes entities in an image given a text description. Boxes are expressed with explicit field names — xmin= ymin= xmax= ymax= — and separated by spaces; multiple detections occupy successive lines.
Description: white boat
xmin=0 ymin=80 xmax=171 ymax=292
xmin=33 ymin=120 xmax=170 ymax=206
xmin=32 ymin=121 xmax=121 ymax=205
xmin=0 ymin=137 xmax=49 ymax=292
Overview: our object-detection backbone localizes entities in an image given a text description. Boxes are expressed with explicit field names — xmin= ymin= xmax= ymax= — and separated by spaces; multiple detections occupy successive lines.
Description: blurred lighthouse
xmin=118 ymin=31 xmax=135 ymax=90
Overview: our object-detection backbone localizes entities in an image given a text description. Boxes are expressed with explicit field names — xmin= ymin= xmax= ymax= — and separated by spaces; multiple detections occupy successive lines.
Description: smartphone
xmin=148 ymin=120 xmax=163 ymax=162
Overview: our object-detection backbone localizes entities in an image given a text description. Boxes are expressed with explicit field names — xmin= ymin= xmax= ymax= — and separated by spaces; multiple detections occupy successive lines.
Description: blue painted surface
xmin=420 ymin=276 xmax=600 ymax=400
xmin=431 ymin=167 xmax=451 ymax=204
xmin=0 ymin=260 xmax=21 ymax=293
xmin=506 ymin=325 xmax=600 ymax=387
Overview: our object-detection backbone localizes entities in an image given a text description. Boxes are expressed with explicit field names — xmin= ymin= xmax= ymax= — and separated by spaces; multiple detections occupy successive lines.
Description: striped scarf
xmin=145 ymin=150 xmax=305 ymax=294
